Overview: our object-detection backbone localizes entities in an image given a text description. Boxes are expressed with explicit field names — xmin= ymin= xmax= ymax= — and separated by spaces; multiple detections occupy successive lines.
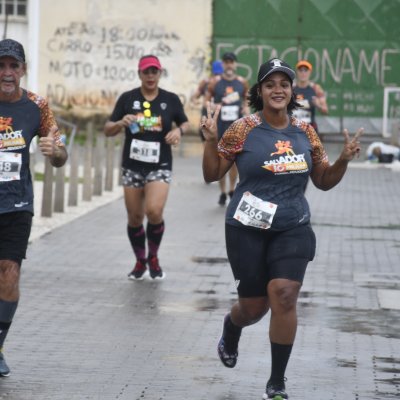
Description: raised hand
xmin=200 ymin=101 xmax=221 ymax=142
xmin=39 ymin=126 xmax=59 ymax=158
xmin=340 ymin=127 xmax=364 ymax=161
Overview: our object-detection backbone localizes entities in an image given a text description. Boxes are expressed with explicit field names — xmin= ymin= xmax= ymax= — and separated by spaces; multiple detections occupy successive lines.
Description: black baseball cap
xmin=257 ymin=58 xmax=295 ymax=83
xmin=0 ymin=39 xmax=26 ymax=63
xmin=222 ymin=52 xmax=237 ymax=62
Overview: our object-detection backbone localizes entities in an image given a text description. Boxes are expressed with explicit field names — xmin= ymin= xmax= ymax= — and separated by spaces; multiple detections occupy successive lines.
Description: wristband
xmin=179 ymin=126 xmax=184 ymax=136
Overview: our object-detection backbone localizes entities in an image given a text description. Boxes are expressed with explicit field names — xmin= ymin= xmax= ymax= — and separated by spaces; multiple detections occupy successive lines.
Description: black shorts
xmin=0 ymin=211 xmax=32 ymax=264
xmin=225 ymin=223 xmax=316 ymax=298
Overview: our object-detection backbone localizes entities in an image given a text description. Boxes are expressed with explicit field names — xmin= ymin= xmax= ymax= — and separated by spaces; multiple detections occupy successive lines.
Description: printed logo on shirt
xmin=294 ymin=93 xmax=311 ymax=109
xmin=135 ymin=113 xmax=163 ymax=132
xmin=132 ymin=101 xmax=163 ymax=132
xmin=0 ymin=116 xmax=26 ymax=150
xmin=132 ymin=101 xmax=141 ymax=110
xmin=222 ymin=86 xmax=240 ymax=104
xmin=262 ymin=140 xmax=308 ymax=174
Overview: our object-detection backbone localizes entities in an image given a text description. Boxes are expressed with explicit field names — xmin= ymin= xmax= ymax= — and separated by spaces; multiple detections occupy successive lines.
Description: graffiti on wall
xmin=45 ymin=22 xmax=207 ymax=113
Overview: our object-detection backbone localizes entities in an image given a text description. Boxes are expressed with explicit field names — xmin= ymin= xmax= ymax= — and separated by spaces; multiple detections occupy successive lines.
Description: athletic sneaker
xmin=218 ymin=193 xmax=227 ymax=206
xmin=217 ymin=314 xmax=241 ymax=368
xmin=148 ymin=256 xmax=165 ymax=280
xmin=0 ymin=350 xmax=10 ymax=377
xmin=228 ymin=190 xmax=234 ymax=199
xmin=262 ymin=380 xmax=288 ymax=399
xmin=128 ymin=260 xmax=147 ymax=280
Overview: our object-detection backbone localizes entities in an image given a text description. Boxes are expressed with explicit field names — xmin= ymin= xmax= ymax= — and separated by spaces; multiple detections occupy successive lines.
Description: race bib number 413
xmin=233 ymin=191 xmax=277 ymax=229
xmin=0 ymin=152 xmax=22 ymax=181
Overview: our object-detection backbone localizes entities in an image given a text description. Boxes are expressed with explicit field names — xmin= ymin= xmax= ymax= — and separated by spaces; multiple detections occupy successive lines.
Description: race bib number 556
xmin=233 ymin=191 xmax=277 ymax=229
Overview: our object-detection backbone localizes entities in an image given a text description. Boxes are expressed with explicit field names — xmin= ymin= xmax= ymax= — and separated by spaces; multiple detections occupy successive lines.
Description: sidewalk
xmin=1 ymin=142 xmax=399 ymax=400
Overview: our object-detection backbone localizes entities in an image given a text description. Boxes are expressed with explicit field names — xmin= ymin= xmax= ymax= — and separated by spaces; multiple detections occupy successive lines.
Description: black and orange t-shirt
xmin=218 ymin=113 xmax=329 ymax=231
xmin=0 ymin=90 xmax=62 ymax=215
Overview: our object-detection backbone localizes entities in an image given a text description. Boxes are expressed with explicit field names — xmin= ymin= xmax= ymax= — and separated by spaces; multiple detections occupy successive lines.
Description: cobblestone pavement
xmin=0 ymin=142 xmax=399 ymax=400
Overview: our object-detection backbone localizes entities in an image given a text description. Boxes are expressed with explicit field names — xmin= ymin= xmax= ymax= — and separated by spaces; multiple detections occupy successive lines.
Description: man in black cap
xmin=0 ymin=38 xmax=68 ymax=377
xmin=206 ymin=52 xmax=249 ymax=206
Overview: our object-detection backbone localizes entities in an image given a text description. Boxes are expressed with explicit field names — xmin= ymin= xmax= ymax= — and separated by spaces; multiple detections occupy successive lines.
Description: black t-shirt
xmin=109 ymin=88 xmax=188 ymax=171
xmin=0 ymin=90 xmax=60 ymax=215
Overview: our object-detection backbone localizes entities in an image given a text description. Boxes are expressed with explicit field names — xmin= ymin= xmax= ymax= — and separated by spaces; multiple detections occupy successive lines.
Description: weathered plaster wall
xmin=38 ymin=0 xmax=212 ymax=122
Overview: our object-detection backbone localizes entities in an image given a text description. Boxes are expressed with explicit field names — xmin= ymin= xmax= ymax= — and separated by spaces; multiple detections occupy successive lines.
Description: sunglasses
xmin=141 ymin=67 xmax=161 ymax=75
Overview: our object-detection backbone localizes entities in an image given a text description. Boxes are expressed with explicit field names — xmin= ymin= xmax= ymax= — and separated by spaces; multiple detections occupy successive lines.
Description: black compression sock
xmin=223 ymin=314 xmax=242 ymax=351
xmin=225 ymin=314 xmax=242 ymax=335
xmin=269 ymin=342 xmax=293 ymax=383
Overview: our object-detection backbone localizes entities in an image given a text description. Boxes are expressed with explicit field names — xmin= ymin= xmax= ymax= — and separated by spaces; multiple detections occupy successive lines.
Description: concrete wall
xmin=34 ymin=0 xmax=212 ymax=124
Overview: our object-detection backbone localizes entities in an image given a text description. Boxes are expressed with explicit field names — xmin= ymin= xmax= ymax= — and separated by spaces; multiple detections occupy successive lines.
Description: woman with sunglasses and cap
xmin=104 ymin=54 xmax=189 ymax=281
xmin=201 ymin=58 xmax=363 ymax=399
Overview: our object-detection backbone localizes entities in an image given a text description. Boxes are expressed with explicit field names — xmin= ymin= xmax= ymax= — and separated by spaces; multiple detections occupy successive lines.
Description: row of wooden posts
xmin=34 ymin=121 xmax=122 ymax=218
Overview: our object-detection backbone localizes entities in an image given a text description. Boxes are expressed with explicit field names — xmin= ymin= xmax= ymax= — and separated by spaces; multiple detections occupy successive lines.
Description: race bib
xmin=130 ymin=139 xmax=160 ymax=163
xmin=221 ymin=105 xmax=240 ymax=121
xmin=233 ymin=191 xmax=277 ymax=229
xmin=0 ymin=152 xmax=22 ymax=181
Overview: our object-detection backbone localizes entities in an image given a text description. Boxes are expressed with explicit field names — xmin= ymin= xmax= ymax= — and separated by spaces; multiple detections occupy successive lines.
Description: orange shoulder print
xmin=218 ymin=113 xmax=262 ymax=161
xmin=291 ymin=116 xmax=329 ymax=167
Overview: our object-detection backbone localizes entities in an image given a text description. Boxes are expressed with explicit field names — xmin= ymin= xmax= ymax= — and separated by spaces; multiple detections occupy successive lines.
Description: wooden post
xmin=93 ymin=132 xmax=104 ymax=196
xmin=41 ymin=158 xmax=53 ymax=217
xmin=53 ymin=165 xmax=65 ymax=212
xmin=105 ymin=136 xmax=115 ymax=191
xmin=68 ymin=143 xmax=79 ymax=207
xmin=82 ymin=121 xmax=93 ymax=201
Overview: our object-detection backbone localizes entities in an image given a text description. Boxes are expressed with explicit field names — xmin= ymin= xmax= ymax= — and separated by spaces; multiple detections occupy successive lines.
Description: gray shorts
xmin=122 ymin=168 xmax=172 ymax=188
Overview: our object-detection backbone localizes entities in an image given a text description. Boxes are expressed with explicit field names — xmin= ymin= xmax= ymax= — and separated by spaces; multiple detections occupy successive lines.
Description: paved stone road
xmin=0 ymin=143 xmax=399 ymax=400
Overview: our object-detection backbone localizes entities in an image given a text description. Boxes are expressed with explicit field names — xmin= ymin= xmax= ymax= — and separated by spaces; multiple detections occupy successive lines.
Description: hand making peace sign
xmin=200 ymin=101 xmax=221 ymax=142
xmin=340 ymin=127 xmax=364 ymax=161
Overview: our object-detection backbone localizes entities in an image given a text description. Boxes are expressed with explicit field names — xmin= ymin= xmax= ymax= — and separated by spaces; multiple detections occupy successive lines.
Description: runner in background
xmin=104 ymin=55 xmax=189 ymax=281
xmin=190 ymin=60 xmax=223 ymax=146
xmin=206 ymin=52 xmax=249 ymax=206
xmin=0 ymin=39 xmax=68 ymax=377
xmin=293 ymin=60 xmax=328 ymax=135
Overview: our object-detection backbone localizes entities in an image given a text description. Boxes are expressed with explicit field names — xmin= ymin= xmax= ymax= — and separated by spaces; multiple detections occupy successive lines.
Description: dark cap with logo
xmin=257 ymin=58 xmax=295 ymax=83
xmin=222 ymin=52 xmax=237 ymax=62
xmin=0 ymin=39 xmax=26 ymax=63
